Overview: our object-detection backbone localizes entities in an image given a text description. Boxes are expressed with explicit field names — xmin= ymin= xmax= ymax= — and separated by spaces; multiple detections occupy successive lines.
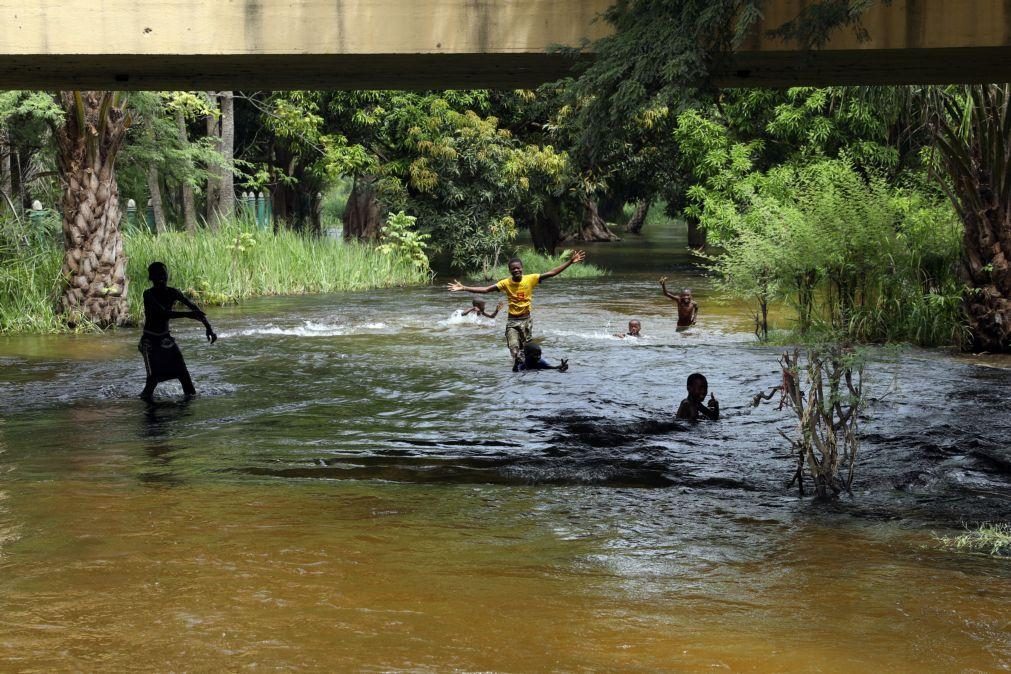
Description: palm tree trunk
xmin=54 ymin=91 xmax=131 ymax=328
xmin=0 ymin=130 xmax=11 ymax=208
xmin=176 ymin=109 xmax=197 ymax=234
xmin=930 ymin=85 xmax=1011 ymax=351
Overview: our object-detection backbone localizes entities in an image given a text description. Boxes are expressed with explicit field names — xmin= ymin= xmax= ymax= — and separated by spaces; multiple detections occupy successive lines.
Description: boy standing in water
xmin=448 ymin=250 xmax=586 ymax=361
xmin=139 ymin=262 xmax=217 ymax=401
xmin=675 ymin=373 xmax=719 ymax=421
xmin=659 ymin=277 xmax=699 ymax=328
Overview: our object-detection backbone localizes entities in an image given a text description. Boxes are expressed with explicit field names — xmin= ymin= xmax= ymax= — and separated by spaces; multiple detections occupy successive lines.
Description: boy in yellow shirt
xmin=448 ymin=250 xmax=586 ymax=361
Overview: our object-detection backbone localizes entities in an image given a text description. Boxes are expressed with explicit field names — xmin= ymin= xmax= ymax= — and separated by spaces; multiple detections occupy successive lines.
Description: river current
xmin=1 ymin=229 xmax=1009 ymax=671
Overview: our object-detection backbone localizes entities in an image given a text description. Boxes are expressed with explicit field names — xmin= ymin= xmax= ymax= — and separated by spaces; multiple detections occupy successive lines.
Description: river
xmin=1 ymin=227 xmax=1009 ymax=671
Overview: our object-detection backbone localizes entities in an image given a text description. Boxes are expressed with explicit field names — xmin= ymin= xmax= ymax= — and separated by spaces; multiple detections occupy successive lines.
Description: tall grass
xmin=125 ymin=218 xmax=431 ymax=324
xmin=0 ymin=214 xmax=69 ymax=333
xmin=936 ymin=523 xmax=1011 ymax=557
xmin=477 ymin=247 xmax=607 ymax=282
xmin=0 ymin=215 xmax=431 ymax=334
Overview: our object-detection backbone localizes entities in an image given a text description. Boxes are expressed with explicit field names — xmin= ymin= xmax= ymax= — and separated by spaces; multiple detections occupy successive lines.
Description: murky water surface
xmin=1 ymin=229 xmax=1009 ymax=671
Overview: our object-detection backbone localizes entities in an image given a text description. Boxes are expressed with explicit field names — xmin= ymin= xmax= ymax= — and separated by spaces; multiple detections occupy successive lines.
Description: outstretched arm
xmin=174 ymin=290 xmax=217 ymax=343
xmin=540 ymin=250 xmax=585 ymax=281
xmin=659 ymin=277 xmax=681 ymax=301
xmin=448 ymin=281 xmax=498 ymax=294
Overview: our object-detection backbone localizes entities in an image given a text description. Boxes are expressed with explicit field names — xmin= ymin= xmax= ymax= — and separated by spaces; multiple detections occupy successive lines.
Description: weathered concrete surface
xmin=721 ymin=0 xmax=1011 ymax=86
xmin=0 ymin=0 xmax=610 ymax=89
xmin=0 ymin=0 xmax=1009 ymax=89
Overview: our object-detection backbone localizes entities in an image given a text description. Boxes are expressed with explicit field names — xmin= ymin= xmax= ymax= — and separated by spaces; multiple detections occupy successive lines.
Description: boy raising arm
xmin=448 ymin=250 xmax=586 ymax=360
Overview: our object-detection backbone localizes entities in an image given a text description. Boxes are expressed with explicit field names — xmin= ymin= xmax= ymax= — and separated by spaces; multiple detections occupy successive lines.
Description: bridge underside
xmin=0 ymin=0 xmax=1009 ymax=90
xmin=0 ymin=49 xmax=1008 ymax=91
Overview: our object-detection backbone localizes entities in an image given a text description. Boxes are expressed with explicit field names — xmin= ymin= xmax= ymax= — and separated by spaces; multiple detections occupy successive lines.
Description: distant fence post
xmin=125 ymin=199 xmax=136 ymax=230
xmin=256 ymin=191 xmax=269 ymax=230
xmin=145 ymin=198 xmax=156 ymax=233
xmin=243 ymin=191 xmax=254 ymax=221
xmin=29 ymin=199 xmax=46 ymax=227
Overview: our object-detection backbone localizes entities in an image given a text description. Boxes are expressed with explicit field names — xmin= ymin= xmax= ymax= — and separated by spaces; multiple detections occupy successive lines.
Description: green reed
xmin=0 ymin=215 xmax=431 ymax=334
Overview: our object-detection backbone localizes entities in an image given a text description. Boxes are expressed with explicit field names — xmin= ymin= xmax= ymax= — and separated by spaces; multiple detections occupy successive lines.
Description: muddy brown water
xmin=1 ymin=228 xmax=1009 ymax=670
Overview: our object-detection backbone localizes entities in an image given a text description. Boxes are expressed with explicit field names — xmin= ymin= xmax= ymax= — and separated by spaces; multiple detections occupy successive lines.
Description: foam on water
xmin=439 ymin=310 xmax=495 ymax=327
xmin=221 ymin=320 xmax=389 ymax=338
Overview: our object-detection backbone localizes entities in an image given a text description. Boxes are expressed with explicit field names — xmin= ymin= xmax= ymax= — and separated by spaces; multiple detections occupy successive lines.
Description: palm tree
xmin=929 ymin=85 xmax=1011 ymax=352
xmin=53 ymin=91 xmax=132 ymax=328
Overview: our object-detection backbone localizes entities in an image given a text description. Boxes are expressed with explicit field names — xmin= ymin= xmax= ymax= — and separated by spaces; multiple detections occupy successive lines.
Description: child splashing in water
xmin=461 ymin=299 xmax=503 ymax=319
xmin=615 ymin=319 xmax=642 ymax=338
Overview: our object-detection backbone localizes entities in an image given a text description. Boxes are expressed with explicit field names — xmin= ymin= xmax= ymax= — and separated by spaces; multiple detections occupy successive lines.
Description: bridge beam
xmin=0 ymin=0 xmax=1009 ymax=90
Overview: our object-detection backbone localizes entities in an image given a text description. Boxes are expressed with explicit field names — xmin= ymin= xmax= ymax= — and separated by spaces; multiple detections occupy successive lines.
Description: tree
xmin=116 ymin=92 xmax=221 ymax=233
xmin=928 ymin=85 xmax=1011 ymax=352
xmin=52 ymin=91 xmax=132 ymax=327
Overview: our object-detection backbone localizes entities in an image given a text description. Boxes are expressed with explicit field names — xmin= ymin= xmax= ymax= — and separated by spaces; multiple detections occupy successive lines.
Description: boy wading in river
xmin=660 ymin=277 xmax=699 ymax=329
xmin=448 ymin=250 xmax=586 ymax=361
xmin=139 ymin=262 xmax=217 ymax=401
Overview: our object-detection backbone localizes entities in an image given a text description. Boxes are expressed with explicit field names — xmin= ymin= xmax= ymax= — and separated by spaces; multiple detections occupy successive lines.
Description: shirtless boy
xmin=660 ymin=277 xmax=699 ymax=328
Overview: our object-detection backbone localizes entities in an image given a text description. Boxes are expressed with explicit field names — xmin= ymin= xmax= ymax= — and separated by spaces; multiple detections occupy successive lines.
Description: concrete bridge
xmin=0 ymin=0 xmax=1009 ymax=90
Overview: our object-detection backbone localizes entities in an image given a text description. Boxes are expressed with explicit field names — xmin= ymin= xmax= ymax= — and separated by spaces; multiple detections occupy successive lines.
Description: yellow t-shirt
xmin=496 ymin=273 xmax=540 ymax=316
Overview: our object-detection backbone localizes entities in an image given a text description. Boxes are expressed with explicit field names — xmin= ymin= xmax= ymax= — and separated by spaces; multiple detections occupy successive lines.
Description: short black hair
xmin=686 ymin=372 xmax=707 ymax=387
xmin=507 ymin=257 xmax=523 ymax=267
xmin=147 ymin=261 xmax=167 ymax=279
xmin=523 ymin=342 xmax=542 ymax=357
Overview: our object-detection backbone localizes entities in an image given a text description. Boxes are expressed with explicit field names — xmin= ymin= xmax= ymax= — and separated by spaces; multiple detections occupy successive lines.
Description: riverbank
xmin=1 ymin=218 xmax=614 ymax=335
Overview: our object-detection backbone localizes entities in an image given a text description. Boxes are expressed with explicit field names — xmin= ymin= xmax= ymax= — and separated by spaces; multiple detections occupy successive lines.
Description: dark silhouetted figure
xmin=513 ymin=342 xmax=568 ymax=372
xmin=139 ymin=262 xmax=216 ymax=401
xmin=675 ymin=372 xmax=719 ymax=421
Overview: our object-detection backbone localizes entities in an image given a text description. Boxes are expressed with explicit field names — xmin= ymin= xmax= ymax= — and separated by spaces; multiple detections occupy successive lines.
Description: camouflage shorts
xmin=505 ymin=316 xmax=533 ymax=352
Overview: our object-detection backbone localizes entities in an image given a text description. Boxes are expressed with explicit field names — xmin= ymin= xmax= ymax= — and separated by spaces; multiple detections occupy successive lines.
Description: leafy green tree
xmin=0 ymin=92 xmax=63 ymax=213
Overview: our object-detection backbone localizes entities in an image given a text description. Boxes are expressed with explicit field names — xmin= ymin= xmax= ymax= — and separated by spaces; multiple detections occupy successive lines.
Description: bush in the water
xmin=755 ymin=346 xmax=866 ymax=498
xmin=702 ymin=158 xmax=968 ymax=348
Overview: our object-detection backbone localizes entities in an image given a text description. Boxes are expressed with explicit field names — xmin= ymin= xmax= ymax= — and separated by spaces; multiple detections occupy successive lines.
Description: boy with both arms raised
xmin=447 ymin=250 xmax=586 ymax=362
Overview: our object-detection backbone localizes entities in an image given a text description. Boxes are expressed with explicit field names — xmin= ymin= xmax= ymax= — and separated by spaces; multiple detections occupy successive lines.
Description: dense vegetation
xmin=1 ymin=1 xmax=1009 ymax=351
